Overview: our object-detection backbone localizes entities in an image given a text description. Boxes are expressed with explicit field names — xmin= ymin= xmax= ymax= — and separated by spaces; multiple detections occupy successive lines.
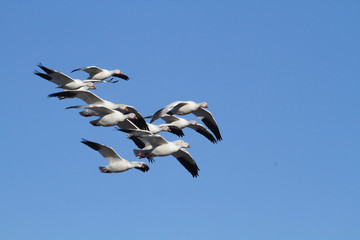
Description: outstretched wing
xmin=139 ymin=134 xmax=169 ymax=147
xmin=188 ymin=124 xmax=217 ymax=143
xmin=168 ymin=125 xmax=184 ymax=137
xmin=171 ymin=148 xmax=199 ymax=178
xmin=72 ymin=66 xmax=103 ymax=79
xmin=113 ymin=72 xmax=129 ymax=80
xmin=121 ymin=130 xmax=168 ymax=147
xmin=119 ymin=105 xmax=149 ymax=130
xmin=160 ymin=115 xmax=181 ymax=124
xmin=167 ymin=102 xmax=188 ymax=115
xmin=150 ymin=101 xmax=182 ymax=123
xmin=116 ymin=119 xmax=141 ymax=130
xmin=192 ymin=108 xmax=222 ymax=141
xmin=48 ymin=90 xmax=105 ymax=105
xmin=81 ymin=139 xmax=124 ymax=163
xmin=38 ymin=64 xmax=75 ymax=85
xmin=84 ymin=106 xmax=115 ymax=116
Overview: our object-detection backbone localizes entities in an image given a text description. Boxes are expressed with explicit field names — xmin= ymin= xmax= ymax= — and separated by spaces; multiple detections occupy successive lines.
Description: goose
xmin=81 ymin=139 xmax=149 ymax=173
xmin=160 ymin=115 xmax=217 ymax=143
xmin=34 ymin=64 xmax=96 ymax=90
xmin=121 ymin=129 xmax=199 ymax=177
xmin=149 ymin=101 xmax=222 ymax=141
xmin=115 ymin=123 xmax=183 ymax=152
xmin=69 ymin=105 xmax=145 ymax=130
xmin=71 ymin=66 xmax=129 ymax=81
xmin=48 ymin=90 xmax=149 ymax=130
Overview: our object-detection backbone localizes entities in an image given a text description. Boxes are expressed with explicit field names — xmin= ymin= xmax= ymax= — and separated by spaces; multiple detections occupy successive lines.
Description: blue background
xmin=1 ymin=1 xmax=359 ymax=239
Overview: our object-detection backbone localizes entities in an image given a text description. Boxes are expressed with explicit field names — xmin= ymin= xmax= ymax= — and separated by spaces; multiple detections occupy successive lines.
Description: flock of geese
xmin=35 ymin=64 xmax=222 ymax=177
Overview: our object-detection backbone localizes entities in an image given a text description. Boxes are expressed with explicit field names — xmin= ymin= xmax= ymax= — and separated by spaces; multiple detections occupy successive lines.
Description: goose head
xmin=174 ymin=140 xmax=191 ymax=148
xmin=115 ymin=104 xmax=128 ymax=111
xmin=133 ymin=161 xmax=150 ymax=172
xmin=158 ymin=124 xmax=171 ymax=132
xmin=200 ymin=102 xmax=208 ymax=108
xmin=87 ymin=82 xmax=96 ymax=90
xmin=126 ymin=113 xmax=138 ymax=119
xmin=189 ymin=120 xmax=197 ymax=126
xmin=112 ymin=69 xmax=126 ymax=78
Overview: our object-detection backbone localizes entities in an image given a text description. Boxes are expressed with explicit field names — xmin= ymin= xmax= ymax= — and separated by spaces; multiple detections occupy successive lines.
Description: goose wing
xmin=150 ymin=101 xmax=183 ymax=123
xmin=34 ymin=70 xmax=60 ymax=85
xmin=192 ymin=108 xmax=222 ymax=141
xmin=167 ymin=102 xmax=189 ymax=115
xmin=48 ymin=90 xmax=105 ymax=105
xmin=71 ymin=66 xmax=103 ymax=79
xmin=138 ymin=134 xmax=169 ymax=147
xmin=113 ymin=72 xmax=129 ymax=80
xmin=168 ymin=125 xmax=185 ymax=137
xmin=119 ymin=105 xmax=149 ymax=130
xmin=81 ymin=139 xmax=124 ymax=163
xmin=83 ymin=106 xmax=115 ymax=117
xmin=118 ymin=129 xmax=152 ymax=149
xmin=188 ymin=123 xmax=217 ymax=143
xmin=172 ymin=148 xmax=199 ymax=177
xmin=160 ymin=115 xmax=181 ymax=124
xmin=38 ymin=64 xmax=75 ymax=85
xmin=116 ymin=119 xmax=141 ymax=130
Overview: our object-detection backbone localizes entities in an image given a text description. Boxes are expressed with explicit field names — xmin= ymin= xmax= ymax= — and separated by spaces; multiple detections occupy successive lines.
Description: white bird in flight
xmin=71 ymin=66 xmax=129 ymax=81
xmin=81 ymin=139 xmax=149 ymax=173
xmin=149 ymin=101 xmax=222 ymax=142
xmin=121 ymin=129 xmax=199 ymax=177
xmin=35 ymin=64 xmax=97 ymax=90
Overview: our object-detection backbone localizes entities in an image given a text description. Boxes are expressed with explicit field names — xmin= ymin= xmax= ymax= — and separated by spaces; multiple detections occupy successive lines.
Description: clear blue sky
xmin=1 ymin=1 xmax=360 ymax=239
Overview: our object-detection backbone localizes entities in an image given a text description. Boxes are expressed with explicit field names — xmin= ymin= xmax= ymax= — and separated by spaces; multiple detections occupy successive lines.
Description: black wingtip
xmin=136 ymin=163 xmax=150 ymax=172
xmin=176 ymin=156 xmax=200 ymax=178
xmin=48 ymin=91 xmax=78 ymax=99
xmin=117 ymin=128 xmax=134 ymax=133
xmin=81 ymin=139 xmax=102 ymax=151
xmin=192 ymin=166 xmax=200 ymax=178
xmin=168 ymin=126 xmax=185 ymax=137
xmin=195 ymin=128 xmax=218 ymax=143
xmin=71 ymin=68 xmax=81 ymax=73
xmin=201 ymin=118 xmax=222 ymax=142
xmin=129 ymin=117 xmax=149 ymax=131
xmin=34 ymin=71 xmax=52 ymax=81
xmin=143 ymin=164 xmax=150 ymax=172
xmin=113 ymin=73 xmax=130 ymax=80
xmin=37 ymin=63 xmax=54 ymax=74
xmin=127 ymin=136 xmax=146 ymax=149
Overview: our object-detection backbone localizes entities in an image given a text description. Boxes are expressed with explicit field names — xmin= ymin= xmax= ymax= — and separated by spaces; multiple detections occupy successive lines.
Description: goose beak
xmin=124 ymin=106 xmax=128 ymax=111
xmin=92 ymin=84 xmax=96 ymax=89
xmin=188 ymin=145 xmax=191 ymax=148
